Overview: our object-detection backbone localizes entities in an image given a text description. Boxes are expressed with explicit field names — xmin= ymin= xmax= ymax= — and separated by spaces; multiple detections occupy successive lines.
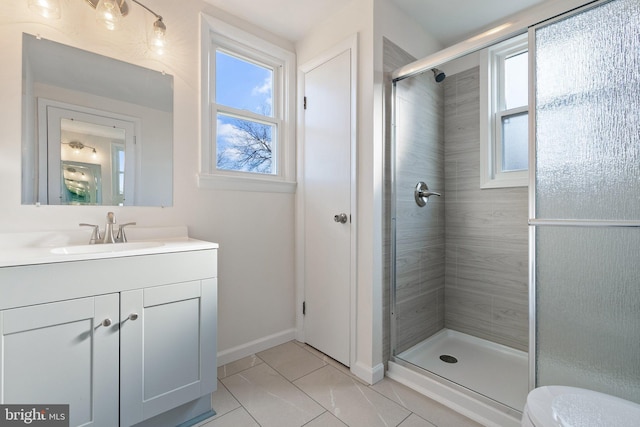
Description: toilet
xmin=522 ymin=386 xmax=640 ymax=426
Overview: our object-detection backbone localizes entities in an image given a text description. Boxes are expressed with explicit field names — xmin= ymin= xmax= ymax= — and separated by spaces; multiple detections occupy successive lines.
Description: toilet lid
xmin=526 ymin=386 xmax=640 ymax=427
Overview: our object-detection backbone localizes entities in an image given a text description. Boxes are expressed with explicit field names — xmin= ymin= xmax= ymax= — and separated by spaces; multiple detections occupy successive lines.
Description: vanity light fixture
xmin=64 ymin=141 xmax=98 ymax=155
xmin=27 ymin=0 xmax=167 ymax=55
xmin=85 ymin=0 xmax=167 ymax=54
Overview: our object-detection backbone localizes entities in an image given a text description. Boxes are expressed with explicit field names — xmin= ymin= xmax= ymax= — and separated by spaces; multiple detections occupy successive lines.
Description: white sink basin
xmin=51 ymin=241 xmax=164 ymax=255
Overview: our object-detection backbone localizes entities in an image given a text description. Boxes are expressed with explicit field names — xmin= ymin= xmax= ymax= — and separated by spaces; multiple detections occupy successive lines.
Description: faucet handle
xmin=106 ymin=211 xmax=116 ymax=224
xmin=116 ymin=222 xmax=136 ymax=243
xmin=79 ymin=223 xmax=101 ymax=244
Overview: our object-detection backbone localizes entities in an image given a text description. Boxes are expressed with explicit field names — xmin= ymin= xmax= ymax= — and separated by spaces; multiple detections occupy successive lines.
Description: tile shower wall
xmin=384 ymin=38 xmax=446 ymax=356
xmin=443 ymin=67 xmax=529 ymax=351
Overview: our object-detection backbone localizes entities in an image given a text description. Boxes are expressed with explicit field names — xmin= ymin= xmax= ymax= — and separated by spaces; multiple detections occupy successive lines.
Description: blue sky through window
xmin=215 ymin=50 xmax=275 ymax=174
xmin=216 ymin=50 xmax=273 ymax=116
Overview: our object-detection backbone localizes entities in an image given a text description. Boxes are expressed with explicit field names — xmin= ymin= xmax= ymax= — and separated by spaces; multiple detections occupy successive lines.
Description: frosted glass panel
xmin=535 ymin=0 xmax=640 ymax=220
xmin=536 ymin=227 xmax=640 ymax=403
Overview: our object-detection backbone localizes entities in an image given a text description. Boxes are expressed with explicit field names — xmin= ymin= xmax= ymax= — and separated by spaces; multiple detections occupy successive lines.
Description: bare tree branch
xmin=217 ymin=116 xmax=273 ymax=174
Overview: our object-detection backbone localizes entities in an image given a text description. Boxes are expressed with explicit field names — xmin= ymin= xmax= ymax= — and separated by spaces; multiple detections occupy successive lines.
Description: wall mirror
xmin=21 ymin=33 xmax=173 ymax=206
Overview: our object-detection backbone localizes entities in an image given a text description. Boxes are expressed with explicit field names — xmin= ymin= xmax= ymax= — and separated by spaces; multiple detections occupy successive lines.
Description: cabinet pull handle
xmin=128 ymin=313 xmax=139 ymax=321
xmin=101 ymin=318 xmax=112 ymax=327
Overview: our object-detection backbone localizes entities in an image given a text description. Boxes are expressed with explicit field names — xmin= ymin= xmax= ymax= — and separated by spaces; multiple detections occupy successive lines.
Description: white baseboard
xmin=217 ymin=328 xmax=296 ymax=366
xmin=351 ymin=360 xmax=385 ymax=385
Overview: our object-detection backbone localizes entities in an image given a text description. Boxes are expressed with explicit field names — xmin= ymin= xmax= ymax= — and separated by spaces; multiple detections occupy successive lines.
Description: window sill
xmin=197 ymin=173 xmax=297 ymax=193
xmin=480 ymin=172 xmax=528 ymax=189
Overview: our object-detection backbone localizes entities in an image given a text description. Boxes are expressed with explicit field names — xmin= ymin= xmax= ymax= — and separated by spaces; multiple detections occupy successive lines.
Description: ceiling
xmin=204 ymin=0 xmax=552 ymax=45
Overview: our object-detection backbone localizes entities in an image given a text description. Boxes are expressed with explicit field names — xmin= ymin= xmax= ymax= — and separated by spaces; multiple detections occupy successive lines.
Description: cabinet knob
xmin=128 ymin=313 xmax=139 ymax=321
xmin=101 ymin=318 xmax=112 ymax=327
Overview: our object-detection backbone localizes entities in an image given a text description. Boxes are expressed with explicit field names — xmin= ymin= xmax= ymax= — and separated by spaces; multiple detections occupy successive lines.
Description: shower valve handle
xmin=415 ymin=182 xmax=441 ymax=207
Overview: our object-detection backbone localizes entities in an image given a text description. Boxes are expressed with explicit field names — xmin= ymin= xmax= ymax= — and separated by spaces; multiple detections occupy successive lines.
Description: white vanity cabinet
xmin=0 ymin=243 xmax=218 ymax=427
xmin=0 ymin=294 xmax=120 ymax=427
xmin=120 ymin=279 xmax=217 ymax=426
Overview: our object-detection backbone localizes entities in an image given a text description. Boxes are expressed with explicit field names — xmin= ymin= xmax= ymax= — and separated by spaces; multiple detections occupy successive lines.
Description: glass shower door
xmin=532 ymin=0 xmax=640 ymax=403
xmin=391 ymin=68 xmax=446 ymax=356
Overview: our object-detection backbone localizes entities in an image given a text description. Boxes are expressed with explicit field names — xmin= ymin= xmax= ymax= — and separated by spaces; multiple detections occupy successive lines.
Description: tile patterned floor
xmin=200 ymin=341 xmax=483 ymax=427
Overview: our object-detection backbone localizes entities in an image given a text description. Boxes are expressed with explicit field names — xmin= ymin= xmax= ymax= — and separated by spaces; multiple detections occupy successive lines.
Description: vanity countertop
xmin=0 ymin=226 xmax=218 ymax=268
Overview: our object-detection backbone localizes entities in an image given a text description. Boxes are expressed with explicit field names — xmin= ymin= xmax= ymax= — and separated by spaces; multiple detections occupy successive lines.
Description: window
xmin=199 ymin=14 xmax=296 ymax=192
xmin=480 ymin=34 xmax=529 ymax=188
xmin=112 ymin=144 xmax=125 ymax=205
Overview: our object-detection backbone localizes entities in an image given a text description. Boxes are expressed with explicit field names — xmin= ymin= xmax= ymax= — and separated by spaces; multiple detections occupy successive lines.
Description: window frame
xmin=199 ymin=14 xmax=296 ymax=193
xmin=480 ymin=33 xmax=529 ymax=189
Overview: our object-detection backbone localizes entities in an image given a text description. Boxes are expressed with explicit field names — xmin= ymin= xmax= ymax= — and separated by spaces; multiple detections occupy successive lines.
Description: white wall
xmin=0 ymin=0 xmax=296 ymax=364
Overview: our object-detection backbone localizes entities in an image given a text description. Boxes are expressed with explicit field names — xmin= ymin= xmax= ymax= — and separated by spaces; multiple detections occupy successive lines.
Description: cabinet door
xmin=0 ymin=295 xmax=119 ymax=427
xmin=120 ymin=279 xmax=217 ymax=427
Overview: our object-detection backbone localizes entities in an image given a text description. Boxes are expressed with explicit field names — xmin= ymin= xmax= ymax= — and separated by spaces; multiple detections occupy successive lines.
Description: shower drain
xmin=439 ymin=354 xmax=458 ymax=364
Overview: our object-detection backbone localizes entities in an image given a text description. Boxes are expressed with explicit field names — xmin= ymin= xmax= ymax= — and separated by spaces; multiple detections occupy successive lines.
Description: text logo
xmin=0 ymin=405 xmax=68 ymax=427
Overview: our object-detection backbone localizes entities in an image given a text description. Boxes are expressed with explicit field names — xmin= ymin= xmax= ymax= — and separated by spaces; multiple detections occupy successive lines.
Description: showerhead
xmin=431 ymin=68 xmax=446 ymax=83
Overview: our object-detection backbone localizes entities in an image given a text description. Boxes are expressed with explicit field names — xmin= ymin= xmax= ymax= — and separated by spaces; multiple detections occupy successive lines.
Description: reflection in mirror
xmin=61 ymin=161 xmax=102 ymax=205
xmin=22 ymin=33 xmax=173 ymax=206
xmin=59 ymin=118 xmax=126 ymax=205
xmin=43 ymin=102 xmax=136 ymax=205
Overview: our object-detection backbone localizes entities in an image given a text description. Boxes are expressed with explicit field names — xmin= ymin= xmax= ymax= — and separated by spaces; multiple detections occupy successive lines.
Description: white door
xmin=303 ymin=48 xmax=353 ymax=367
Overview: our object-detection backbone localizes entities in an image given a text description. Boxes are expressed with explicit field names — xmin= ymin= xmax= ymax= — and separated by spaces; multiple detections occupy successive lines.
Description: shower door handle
xmin=415 ymin=182 xmax=441 ymax=207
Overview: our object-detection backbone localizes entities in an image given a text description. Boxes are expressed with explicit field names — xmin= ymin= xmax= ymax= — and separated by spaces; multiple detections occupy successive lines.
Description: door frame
xmin=37 ymin=98 xmax=140 ymax=205
xmin=295 ymin=34 xmax=358 ymax=368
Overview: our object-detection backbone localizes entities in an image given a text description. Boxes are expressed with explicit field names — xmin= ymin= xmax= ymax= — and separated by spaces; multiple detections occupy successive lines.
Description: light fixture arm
xmin=63 ymin=141 xmax=98 ymax=154
xmin=130 ymin=0 xmax=162 ymax=21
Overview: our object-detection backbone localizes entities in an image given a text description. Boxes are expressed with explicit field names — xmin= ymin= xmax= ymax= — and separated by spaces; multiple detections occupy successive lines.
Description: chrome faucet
xmin=79 ymin=212 xmax=136 ymax=244
xmin=116 ymin=221 xmax=136 ymax=243
xmin=103 ymin=212 xmax=117 ymax=243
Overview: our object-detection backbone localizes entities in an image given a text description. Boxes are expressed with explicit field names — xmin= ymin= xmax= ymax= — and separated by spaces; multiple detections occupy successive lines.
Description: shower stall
xmin=386 ymin=39 xmax=529 ymax=423
xmin=386 ymin=0 xmax=640 ymax=424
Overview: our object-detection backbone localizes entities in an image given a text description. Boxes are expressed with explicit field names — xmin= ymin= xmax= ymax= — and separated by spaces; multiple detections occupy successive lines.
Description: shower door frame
xmin=388 ymin=0 xmax=603 ymax=406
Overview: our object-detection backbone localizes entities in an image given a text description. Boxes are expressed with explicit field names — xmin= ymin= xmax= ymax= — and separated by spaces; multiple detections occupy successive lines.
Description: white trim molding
xmin=216 ymin=328 xmax=296 ymax=367
xmin=199 ymin=13 xmax=296 ymax=193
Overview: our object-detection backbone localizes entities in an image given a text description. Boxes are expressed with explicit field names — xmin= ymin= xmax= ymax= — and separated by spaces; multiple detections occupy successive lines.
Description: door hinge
xmin=302 ymin=301 xmax=306 ymax=315
xmin=303 ymin=96 xmax=307 ymax=110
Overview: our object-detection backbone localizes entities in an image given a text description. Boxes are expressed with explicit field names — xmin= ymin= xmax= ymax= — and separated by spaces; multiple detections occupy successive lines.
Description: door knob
xmin=334 ymin=213 xmax=348 ymax=224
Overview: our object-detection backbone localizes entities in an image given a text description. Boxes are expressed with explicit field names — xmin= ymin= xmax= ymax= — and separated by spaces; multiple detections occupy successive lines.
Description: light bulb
xmin=28 ymin=0 xmax=61 ymax=19
xmin=149 ymin=18 xmax=167 ymax=55
xmin=95 ymin=0 xmax=123 ymax=31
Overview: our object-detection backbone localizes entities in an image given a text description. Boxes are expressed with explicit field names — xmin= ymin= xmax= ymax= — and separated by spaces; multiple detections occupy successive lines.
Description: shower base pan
xmin=388 ymin=329 xmax=527 ymax=427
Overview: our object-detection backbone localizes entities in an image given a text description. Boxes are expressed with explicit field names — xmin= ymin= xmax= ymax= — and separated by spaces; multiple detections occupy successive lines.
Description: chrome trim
xmin=529 ymin=219 xmax=640 ymax=227
xmin=391 ymin=1 xmax=600 ymax=82
xmin=389 ymin=80 xmax=398 ymax=357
